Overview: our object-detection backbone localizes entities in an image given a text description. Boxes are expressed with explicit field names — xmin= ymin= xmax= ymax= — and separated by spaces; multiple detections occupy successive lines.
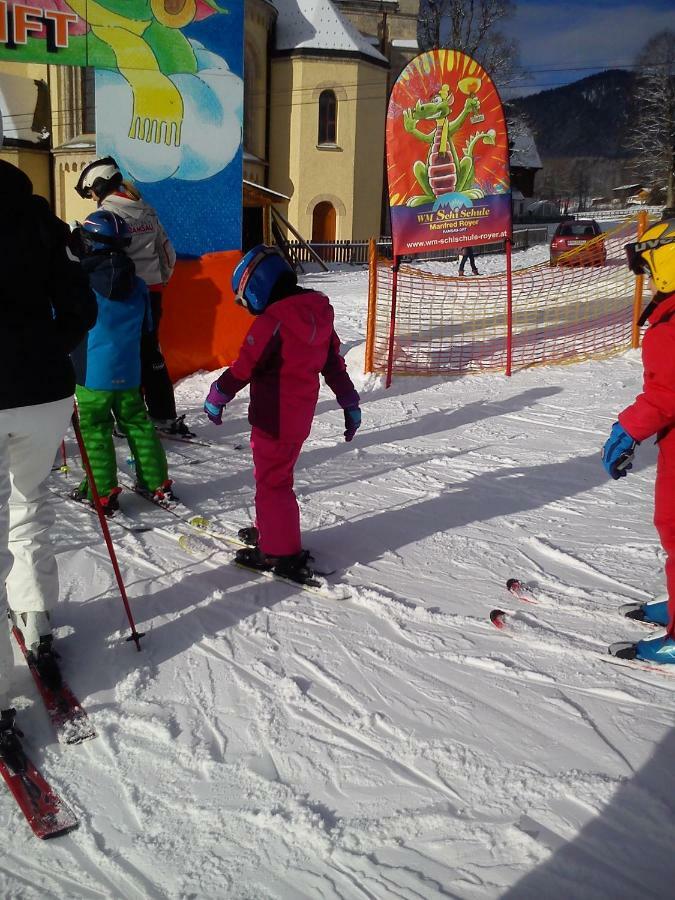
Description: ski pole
xmin=59 ymin=440 xmax=68 ymax=473
xmin=71 ymin=407 xmax=144 ymax=651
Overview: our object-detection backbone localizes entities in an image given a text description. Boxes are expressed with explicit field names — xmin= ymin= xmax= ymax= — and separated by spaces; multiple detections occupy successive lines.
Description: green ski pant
xmin=75 ymin=386 xmax=168 ymax=498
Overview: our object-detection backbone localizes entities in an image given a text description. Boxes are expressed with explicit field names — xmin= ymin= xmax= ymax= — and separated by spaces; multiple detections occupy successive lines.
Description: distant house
xmin=509 ymin=127 xmax=542 ymax=200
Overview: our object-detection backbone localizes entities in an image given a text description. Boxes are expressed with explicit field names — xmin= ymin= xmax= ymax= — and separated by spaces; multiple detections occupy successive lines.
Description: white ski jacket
xmin=100 ymin=192 xmax=176 ymax=288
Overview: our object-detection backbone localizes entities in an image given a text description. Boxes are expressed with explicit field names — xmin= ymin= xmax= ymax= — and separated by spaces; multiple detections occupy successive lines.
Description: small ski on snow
xmin=158 ymin=432 xmax=243 ymax=451
xmin=490 ymin=605 xmax=674 ymax=678
xmin=232 ymin=558 xmax=349 ymax=600
xmin=12 ymin=629 xmax=96 ymax=745
xmin=0 ymin=734 xmax=78 ymax=839
xmin=50 ymin=484 xmax=152 ymax=535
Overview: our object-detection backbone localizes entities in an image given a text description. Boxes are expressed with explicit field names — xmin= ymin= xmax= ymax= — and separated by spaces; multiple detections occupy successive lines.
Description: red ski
xmin=0 ymin=743 xmax=78 ymax=839
xmin=12 ymin=628 xmax=96 ymax=745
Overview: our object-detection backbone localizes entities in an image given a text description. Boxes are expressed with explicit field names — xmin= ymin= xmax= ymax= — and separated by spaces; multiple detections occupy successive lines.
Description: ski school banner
xmin=0 ymin=2 xmax=243 ymax=255
xmin=386 ymin=49 xmax=510 ymax=257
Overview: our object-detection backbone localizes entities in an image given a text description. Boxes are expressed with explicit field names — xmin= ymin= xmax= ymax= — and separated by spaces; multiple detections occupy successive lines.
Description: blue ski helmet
xmin=80 ymin=209 xmax=131 ymax=253
xmin=232 ymin=245 xmax=294 ymax=314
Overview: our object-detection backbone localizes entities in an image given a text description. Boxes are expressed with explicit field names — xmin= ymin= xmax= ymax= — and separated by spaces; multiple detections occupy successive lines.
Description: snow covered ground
xmin=3 ymin=247 xmax=674 ymax=899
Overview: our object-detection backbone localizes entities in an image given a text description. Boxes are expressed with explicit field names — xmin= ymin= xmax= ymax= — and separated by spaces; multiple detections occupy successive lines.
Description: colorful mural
xmin=0 ymin=1 xmax=244 ymax=254
xmin=386 ymin=49 xmax=510 ymax=257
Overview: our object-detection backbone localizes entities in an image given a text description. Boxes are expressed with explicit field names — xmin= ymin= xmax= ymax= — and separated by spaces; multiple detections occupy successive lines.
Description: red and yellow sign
xmin=386 ymin=50 xmax=511 ymax=257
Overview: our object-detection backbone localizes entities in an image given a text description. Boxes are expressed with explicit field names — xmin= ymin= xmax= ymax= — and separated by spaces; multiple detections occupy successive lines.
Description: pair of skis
xmin=1 ymin=630 xmax=95 ymax=839
xmin=491 ymin=579 xmax=673 ymax=678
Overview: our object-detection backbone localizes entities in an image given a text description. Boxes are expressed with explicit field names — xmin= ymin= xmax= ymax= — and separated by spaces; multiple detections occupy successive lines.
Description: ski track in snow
xmin=3 ymin=252 xmax=675 ymax=899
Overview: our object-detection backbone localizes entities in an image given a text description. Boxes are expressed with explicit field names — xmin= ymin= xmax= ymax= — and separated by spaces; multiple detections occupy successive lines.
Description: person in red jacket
xmin=203 ymin=245 xmax=361 ymax=584
xmin=602 ymin=219 xmax=675 ymax=664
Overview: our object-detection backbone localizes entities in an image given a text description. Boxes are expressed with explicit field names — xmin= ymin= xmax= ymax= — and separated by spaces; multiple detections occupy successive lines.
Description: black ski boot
xmin=70 ymin=483 xmax=121 ymax=516
xmin=235 ymin=546 xmax=277 ymax=571
xmin=273 ymin=551 xmax=316 ymax=585
xmin=237 ymin=526 xmax=259 ymax=547
xmin=0 ymin=708 xmax=26 ymax=773
xmin=154 ymin=415 xmax=195 ymax=438
xmin=31 ymin=636 xmax=63 ymax=692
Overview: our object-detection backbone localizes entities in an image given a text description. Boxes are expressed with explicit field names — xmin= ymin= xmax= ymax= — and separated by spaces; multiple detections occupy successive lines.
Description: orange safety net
xmin=160 ymin=250 xmax=250 ymax=382
xmin=368 ymin=217 xmax=644 ymax=376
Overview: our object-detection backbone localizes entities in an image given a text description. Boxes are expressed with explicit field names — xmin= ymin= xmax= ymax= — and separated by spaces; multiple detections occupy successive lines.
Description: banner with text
xmin=386 ymin=49 xmax=510 ymax=257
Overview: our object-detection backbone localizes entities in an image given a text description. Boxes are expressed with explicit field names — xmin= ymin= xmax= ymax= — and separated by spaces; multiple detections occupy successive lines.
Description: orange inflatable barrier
xmin=160 ymin=250 xmax=249 ymax=382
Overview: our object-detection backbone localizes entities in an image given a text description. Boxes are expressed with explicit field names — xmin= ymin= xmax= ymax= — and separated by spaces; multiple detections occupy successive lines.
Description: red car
xmin=550 ymin=219 xmax=607 ymax=266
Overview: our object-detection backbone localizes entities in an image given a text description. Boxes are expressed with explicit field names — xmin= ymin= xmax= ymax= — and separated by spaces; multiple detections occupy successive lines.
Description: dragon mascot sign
xmin=386 ymin=49 xmax=510 ymax=257
xmin=0 ymin=0 xmax=243 ymax=255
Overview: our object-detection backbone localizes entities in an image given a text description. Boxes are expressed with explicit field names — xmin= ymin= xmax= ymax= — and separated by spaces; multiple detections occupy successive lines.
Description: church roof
xmin=272 ymin=0 xmax=388 ymax=63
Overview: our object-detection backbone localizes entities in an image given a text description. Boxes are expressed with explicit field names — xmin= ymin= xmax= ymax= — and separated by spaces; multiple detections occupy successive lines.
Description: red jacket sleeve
xmin=215 ymin=315 xmax=281 ymax=397
xmin=619 ymin=325 xmax=675 ymax=441
xmin=322 ymin=329 xmax=360 ymax=408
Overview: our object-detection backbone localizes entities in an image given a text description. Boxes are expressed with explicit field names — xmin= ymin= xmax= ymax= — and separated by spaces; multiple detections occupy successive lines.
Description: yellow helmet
xmin=625 ymin=220 xmax=675 ymax=294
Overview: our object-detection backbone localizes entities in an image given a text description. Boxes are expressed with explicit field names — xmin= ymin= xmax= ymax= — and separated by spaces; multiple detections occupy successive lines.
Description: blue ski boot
xmin=634 ymin=632 xmax=675 ymax=665
xmin=621 ymin=598 xmax=669 ymax=626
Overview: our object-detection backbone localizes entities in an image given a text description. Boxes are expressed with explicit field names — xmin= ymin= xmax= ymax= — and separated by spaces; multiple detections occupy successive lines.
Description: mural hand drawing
xmin=403 ymin=80 xmax=496 ymax=210
xmin=64 ymin=0 xmax=225 ymax=147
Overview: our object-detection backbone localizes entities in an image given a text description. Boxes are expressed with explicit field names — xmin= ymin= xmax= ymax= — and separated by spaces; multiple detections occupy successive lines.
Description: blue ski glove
xmin=204 ymin=381 xmax=232 ymax=426
xmin=602 ymin=422 xmax=637 ymax=479
xmin=343 ymin=407 xmax=362 ymax=442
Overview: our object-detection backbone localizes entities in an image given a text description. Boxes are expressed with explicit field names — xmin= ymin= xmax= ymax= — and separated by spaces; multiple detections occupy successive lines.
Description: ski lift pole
xmin=71 ymin=407 xmax=143 ymax=651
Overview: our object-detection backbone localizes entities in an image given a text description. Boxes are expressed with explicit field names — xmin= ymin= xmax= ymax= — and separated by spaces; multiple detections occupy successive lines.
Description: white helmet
xmin=75 ymin=156 xmax=123 ymax=199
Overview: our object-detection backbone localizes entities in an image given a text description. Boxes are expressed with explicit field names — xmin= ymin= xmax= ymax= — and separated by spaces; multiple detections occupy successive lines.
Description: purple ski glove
xmin=204 ymin=381 xmax=232 ymax=426
xmin=343 ymin=407 xmax=361 ymax=442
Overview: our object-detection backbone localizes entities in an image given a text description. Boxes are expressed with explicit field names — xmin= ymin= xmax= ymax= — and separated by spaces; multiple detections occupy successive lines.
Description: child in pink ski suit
xmin=204 ymin=245 xmax=361 ymax=582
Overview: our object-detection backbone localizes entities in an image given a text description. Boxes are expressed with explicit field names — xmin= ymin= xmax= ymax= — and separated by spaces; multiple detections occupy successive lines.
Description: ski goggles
xmin=624 ymin=234 xmax=675 ymax=276
xmin=233 ymin=247 xmax=276 ymax=310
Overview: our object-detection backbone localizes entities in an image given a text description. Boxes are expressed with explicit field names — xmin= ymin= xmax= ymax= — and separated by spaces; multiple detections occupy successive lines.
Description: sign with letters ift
xmin=0 ymin=1 xmax=244 ymax=255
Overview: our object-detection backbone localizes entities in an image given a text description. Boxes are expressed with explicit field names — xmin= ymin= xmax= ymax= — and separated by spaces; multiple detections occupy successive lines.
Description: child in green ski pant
xmin=71 ymin=210 xmax=176 ymax=514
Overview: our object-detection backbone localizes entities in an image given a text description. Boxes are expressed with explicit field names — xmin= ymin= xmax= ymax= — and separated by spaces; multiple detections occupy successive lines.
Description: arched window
xmin=318 ymin=90 xmax=337 ymax=145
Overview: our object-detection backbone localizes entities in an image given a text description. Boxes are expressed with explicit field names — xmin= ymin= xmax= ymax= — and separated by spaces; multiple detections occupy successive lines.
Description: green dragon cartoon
xmin=403 ymin=84 xmax=496 ymax=208
xmin=65 ymin=0 xmax=226 ymax=146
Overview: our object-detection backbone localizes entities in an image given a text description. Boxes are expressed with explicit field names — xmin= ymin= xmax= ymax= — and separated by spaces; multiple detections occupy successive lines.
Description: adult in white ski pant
xmin=0 ymin=398 xmax=73 ymax=709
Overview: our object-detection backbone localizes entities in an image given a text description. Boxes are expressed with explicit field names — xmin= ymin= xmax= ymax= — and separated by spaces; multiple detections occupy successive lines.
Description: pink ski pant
xmin=251 ymin=431 xmax=304 ymax=556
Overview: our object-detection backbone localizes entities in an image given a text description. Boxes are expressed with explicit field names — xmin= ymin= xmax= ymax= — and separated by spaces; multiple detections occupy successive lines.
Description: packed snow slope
xmin=2 ymin=249 xmax=674 ymax=899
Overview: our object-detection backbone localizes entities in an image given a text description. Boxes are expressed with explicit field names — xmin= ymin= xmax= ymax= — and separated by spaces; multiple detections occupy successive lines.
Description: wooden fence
xmin=285 ymin=226 xmax=549 ymax=265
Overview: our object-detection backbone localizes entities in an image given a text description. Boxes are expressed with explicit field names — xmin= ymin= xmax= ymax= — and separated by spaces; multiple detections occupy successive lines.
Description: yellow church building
xmin=0 ymin=0 xmax=420 ymax=246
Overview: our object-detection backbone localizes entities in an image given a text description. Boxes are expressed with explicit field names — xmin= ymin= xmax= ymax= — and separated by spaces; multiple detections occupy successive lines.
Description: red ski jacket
xmin=216 ymin=290 xmax=359 ymax=442
xmin=619 ymin=291 xmax=675 ymax=441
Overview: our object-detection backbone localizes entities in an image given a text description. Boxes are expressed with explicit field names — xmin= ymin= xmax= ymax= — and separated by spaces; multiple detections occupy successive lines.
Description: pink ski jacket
xmin=216 ymin=290 xmax=359 ymax=442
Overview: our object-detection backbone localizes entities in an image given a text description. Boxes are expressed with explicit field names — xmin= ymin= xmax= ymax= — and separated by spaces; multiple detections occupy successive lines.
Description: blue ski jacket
xmin=72 ymin=251 xmax=151 ymax=391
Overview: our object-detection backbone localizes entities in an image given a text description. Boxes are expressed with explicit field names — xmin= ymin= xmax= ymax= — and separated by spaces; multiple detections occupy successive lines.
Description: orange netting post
xmin=365 ymin=237 xmax=378 ymax=373
xmin=385 ymin=256 xmax=400 ymax=388
xmin=631 ymin=210 xmax=649 ymax=349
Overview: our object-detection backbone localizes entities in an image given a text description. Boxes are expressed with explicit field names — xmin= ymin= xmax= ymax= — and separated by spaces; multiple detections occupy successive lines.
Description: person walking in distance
xmin=458 ymin=245 xmax=480 ymax=276
xmin=75 ymin=156 xmax=193 ymax=437
xmin=0 ymin=161 xmax=96 ymax=739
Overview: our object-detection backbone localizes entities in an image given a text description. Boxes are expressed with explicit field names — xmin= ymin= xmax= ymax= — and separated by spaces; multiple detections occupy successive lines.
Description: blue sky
xmin=501 ymin=0 xmax=675 ymax=96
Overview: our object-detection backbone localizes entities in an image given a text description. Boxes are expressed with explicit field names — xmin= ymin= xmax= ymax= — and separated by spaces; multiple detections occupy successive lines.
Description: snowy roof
xmin=509 ymin=129 xmax=541 ymax=170
xmin=272 ymin=0 xmax=388 ymax=63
